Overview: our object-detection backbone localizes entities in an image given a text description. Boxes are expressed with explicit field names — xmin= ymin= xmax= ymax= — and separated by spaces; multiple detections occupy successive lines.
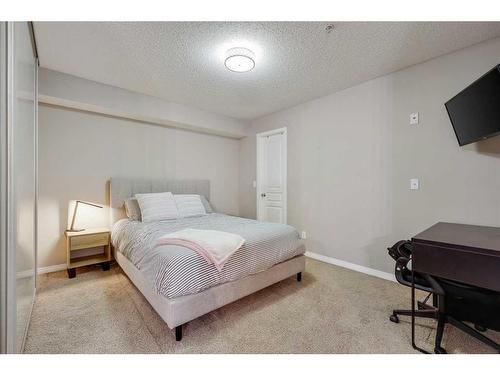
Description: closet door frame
xmin=4 ymin=21 xmax=16 ymax=354
xmin=0 ymin=21 xmax=8 ymax=354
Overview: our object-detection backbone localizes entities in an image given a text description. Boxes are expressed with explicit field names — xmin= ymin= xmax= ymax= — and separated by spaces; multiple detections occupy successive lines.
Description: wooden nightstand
xmin=65 ymin=227 xmax=111 ymax=278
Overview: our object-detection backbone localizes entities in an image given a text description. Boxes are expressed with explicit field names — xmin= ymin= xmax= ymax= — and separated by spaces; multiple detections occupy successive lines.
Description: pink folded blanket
xmin=155 ymin=228 xmax=245 ymax=271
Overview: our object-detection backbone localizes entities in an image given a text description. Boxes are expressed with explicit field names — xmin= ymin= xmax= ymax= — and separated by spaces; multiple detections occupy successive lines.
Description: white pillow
xmin=174 ymin=194 xmax=207 ymax=218
xmin=124 ymin=197 xmax=141 ymax=221
xmin=200 ymin=195 xmax=214 ymax=214
xmin=135 ymin=192 xmax=179 ymax=222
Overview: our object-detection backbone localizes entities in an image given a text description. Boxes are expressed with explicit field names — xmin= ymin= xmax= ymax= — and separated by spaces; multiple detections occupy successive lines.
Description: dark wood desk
xmin=409 ymin=222 xmax=500 ymax=353
xmin=412 ymin=222 xmax=500 ymax=292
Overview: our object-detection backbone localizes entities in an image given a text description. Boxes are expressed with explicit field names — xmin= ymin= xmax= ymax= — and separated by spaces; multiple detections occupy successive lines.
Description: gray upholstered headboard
xmin=110 ymin=177 xmax=210 ymax=208
xmin=109 ymin=177 xmax=210 ymax=223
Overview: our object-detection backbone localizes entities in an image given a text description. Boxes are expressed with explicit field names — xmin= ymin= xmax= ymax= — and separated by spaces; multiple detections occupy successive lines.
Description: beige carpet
xmin=24 ymin=258 xmax=499 ymax=354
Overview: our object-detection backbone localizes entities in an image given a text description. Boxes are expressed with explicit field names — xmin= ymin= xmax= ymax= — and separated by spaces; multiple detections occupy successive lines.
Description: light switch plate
xmin=252 ymin=180 xmax=257 ymax=188
xmin=410 ymin=112 xmax=419 ymax=125
xmin=410 ymin=178 xmax=419 ymax=190
xmin=301 ymin=231 xmax=307 ymax=240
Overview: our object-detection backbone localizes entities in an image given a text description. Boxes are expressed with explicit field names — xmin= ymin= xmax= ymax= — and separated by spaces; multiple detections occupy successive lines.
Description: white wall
xmin=240 ymin=37 xmax=500 ymax=273
xmin=38 ymin=72 xmax=241 ymax=269
xmin=39 ymin=37 xmax=500 ymax=273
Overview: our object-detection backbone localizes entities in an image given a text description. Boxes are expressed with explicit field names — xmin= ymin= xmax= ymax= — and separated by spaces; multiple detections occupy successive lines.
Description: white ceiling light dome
xmin=224 ymin=47 xmax=255 ymax=73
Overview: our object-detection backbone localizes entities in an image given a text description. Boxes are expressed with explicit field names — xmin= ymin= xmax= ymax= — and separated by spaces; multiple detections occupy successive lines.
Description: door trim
xmin=256 ymin=127 xmax=287 ymax=224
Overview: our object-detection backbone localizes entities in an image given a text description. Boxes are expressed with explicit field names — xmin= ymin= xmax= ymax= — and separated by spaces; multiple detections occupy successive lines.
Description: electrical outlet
xmin=410 ymin=112 xmax=419 ymax=125
xmin=301 ymin=231 xmax=307 ymax=240
xmin=410 ymin=178 xmax=419 ymax=190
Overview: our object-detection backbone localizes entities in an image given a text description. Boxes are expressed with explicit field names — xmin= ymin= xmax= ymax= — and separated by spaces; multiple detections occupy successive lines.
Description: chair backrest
xmin=388 ymin=240 xmax=412 ymax=262
xmin=387 ymin=240 xmax=434 ymax=293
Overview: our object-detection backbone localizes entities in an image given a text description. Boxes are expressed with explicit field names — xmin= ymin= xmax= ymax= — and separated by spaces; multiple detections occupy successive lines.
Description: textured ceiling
xmin=34 ymin=22 xmax=500 ymax=121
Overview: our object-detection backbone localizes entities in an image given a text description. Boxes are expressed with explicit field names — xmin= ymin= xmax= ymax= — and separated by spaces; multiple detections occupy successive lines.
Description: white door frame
xmin=256 ymin=127 xmax=287 ymax=223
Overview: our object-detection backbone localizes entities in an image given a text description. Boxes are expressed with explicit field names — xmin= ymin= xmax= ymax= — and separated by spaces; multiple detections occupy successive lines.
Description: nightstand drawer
xmin=70 ymin=232 xmax=109 ymax=250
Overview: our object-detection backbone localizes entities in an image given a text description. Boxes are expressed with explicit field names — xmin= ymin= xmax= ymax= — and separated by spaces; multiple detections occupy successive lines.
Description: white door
xmin=256 ymin=127 xmax=287 ymax=224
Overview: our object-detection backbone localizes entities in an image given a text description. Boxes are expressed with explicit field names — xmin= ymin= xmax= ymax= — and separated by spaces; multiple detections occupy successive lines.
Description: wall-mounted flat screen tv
xmin=445 ymin=64 xmax=500 ymax=146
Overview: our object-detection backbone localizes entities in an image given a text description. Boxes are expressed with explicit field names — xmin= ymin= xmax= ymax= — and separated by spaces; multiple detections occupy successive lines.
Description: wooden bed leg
xmin=175 ymin=325 xmax=183 ymax=341
xmin=296 ymin=272 xmax=302 ymax=282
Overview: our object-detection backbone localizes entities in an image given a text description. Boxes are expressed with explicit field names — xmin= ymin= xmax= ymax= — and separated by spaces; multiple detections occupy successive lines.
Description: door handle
xmin=261 ymin=193 xmax=266 ymax=198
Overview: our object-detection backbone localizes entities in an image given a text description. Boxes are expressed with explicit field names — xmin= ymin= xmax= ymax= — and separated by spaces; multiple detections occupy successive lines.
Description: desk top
xmin=413 ymin=222 xmax=500 ymax=257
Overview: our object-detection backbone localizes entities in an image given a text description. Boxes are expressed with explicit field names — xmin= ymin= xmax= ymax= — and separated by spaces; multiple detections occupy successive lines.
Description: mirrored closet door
xmin=0 ymin=21 xmax=38 ymax=354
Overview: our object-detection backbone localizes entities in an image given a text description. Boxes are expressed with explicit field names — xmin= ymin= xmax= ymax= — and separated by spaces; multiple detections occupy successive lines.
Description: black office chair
xmin=388 ymin=240 xmax=500 ymax=354
xmin=388 ymin=240 xmax=438 ymax=323
xmin=429 ymin=276 xmax=500 ymax=353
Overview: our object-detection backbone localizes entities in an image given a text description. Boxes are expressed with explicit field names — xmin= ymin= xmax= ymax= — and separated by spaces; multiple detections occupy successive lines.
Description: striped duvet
xmin=111 ymin=214 xmax=305 ymax=299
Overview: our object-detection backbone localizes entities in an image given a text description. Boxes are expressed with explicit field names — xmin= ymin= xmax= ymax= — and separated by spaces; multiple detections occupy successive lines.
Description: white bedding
xmin=112 ymin=213 xmax=305 ymax=299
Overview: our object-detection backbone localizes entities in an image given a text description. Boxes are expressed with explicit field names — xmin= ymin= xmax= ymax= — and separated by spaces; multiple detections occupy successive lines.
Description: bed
xmin=109 ymin=178 xmax=306 ymax=341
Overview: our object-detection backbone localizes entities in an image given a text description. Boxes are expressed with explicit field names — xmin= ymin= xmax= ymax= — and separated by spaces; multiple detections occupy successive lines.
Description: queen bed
xmin=109 ymin=178 xmax=306 ymax=341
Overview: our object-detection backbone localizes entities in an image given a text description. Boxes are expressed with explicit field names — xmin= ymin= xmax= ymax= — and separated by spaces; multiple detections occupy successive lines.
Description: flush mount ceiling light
xmin=224 ymin=47 xmax=255 ymax=73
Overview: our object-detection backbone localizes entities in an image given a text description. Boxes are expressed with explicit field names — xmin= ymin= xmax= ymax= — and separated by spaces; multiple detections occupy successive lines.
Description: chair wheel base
xmin=389 ymin=314 xmax=399 ymax=323
xmin=434 ymin=347 xmax=447 ymax=354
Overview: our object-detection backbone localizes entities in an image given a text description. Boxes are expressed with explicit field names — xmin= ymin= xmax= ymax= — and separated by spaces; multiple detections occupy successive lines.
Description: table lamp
xmin=66 ymin=200 xmax=103 ymax=232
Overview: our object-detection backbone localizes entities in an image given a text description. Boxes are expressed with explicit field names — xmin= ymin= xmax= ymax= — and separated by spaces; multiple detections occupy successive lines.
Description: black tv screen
xmin=445 ymin=64 xmax=500 ymax=146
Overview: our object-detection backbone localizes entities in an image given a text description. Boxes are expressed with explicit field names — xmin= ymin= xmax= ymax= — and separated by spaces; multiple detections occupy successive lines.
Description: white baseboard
xmin=305 ymin=251 xmax=396 ymax=282
xmin=16 ymin=269 xmax=34 ymax=279
xmin=38 ymin=263 xmax=66 ymax=275
xmin=30 ymin=256 xmax=396 ymax=281
xmin=16 ymin=263 xmax=67 ymax=279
